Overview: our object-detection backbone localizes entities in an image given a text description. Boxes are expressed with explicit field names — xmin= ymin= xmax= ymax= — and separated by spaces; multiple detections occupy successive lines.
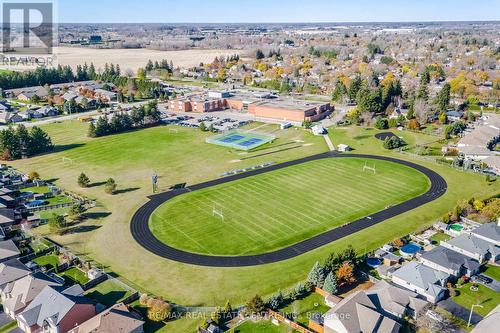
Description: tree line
xmin=88 ymin=102 xmax=161 ymax=138
xmin=0 ymin=125 xmax=53 ymax=160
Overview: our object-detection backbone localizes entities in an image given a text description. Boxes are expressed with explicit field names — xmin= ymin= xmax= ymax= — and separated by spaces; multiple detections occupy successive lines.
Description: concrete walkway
xmin=323 ymin=134 xmax=335 ymax=151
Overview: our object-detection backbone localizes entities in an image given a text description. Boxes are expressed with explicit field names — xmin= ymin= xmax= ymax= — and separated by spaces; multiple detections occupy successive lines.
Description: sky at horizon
xmin=56 ymin=0 xmax=500 ymax=23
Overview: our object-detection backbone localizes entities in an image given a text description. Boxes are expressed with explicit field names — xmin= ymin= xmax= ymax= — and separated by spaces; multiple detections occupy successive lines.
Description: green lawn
xmin=84 ymin=279 xmax=133 ymax=306
xmin=8 ymin=119 xmax=499 ymax=317
xmin=22 ymin=185 xmax=50 ymax=194
xmin=59 ymin=267 xmax=90 ymax=285
xmin=0 ymin=321 xmax=17 ymax=333
xmin=430 ymin=232 xmax=451 ymax=245
xmin=278 ymin=292 xmax=329 ymax=327
xmin=33 ymin=254 xmax=60 ymax=271
xmin=234 ymin=319 xmax=294 ymax=333
xmin=452 ymin=283 xmax=500 ymax=316
xmin=151 ymin=157 xmax=429 ymax=255
xmin=483 ymin=265 xmax=500 ymax=281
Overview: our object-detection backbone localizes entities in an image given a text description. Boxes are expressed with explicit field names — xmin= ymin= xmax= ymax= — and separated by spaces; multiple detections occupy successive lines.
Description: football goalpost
xmin=363 ymin=161 xmax=376 ymax=174
xmin=61 ymin=157 xmax=73 ymax=164
xmin=169 ymin=128 xmax=179 ymax=134
xmin=212 ymin=204 xmax=224 ymax=221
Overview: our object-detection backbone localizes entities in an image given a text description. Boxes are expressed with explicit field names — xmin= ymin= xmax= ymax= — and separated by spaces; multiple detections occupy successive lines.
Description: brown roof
xmin=69 ymin=303 xmax=144 ymax=333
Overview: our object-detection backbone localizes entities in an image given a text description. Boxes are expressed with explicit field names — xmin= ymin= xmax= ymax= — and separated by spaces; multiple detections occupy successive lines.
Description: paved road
xmin=437 ymin=298 xmax=483 ymax=325
xmin=130 ymin=152 xmax=447 ymax=267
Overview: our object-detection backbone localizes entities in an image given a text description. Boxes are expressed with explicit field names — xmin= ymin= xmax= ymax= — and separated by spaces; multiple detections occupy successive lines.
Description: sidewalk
xmin=323 ymin=134 xmax=335 ymax=151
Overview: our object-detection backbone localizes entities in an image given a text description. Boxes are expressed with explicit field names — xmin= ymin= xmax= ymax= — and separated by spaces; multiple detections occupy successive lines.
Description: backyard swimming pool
xmin=25 ymin=199 xmax=46 ymax=207
xmin=400 ymin=242 xmax=421 ymax=257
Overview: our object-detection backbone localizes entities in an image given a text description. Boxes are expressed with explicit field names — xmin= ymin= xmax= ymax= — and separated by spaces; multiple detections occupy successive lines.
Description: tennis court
xmin=206 ymin=130 xmax=275 ymax=150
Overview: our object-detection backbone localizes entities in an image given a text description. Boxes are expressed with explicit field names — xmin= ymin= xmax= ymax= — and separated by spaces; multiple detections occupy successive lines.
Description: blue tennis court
xmin=206 ymin=130 xmax=275 ymax=150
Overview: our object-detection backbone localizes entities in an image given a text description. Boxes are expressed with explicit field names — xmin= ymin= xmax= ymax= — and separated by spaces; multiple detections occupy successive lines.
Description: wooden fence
xmin=268 ymin=309 xmax=315 ymax=333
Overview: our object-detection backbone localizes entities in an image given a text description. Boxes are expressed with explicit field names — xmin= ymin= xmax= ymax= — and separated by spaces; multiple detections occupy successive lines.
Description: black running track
xmin=130 ymin=152 xmax=447 ymax=267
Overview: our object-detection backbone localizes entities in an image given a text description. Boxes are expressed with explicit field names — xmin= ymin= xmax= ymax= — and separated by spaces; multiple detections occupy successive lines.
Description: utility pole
xmin=467 ymin=304 xmax=483 ymax=327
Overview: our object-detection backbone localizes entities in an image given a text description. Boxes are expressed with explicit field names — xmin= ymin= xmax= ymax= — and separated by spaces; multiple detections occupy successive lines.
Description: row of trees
xmin=259 ymin=246 xmax=359 ymax=313
xmin=88 ymin=102 xmax=161 ymax=138
xmin=0 ymin=125 xmax=53 ymax=160
xmin=78 ymin=172 xmax=117 ymax=194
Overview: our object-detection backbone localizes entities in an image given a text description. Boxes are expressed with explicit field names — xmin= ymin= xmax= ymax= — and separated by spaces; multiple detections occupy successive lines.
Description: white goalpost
xmin=363 ymin=161 xmax=376 ymax=174
xmin=212 ymin=204 xmax=224 ymax=221
xmin=61 ymin=157 xmax=73 ymax=164
xmin=169 ymin=128 xmax=179 ymax=134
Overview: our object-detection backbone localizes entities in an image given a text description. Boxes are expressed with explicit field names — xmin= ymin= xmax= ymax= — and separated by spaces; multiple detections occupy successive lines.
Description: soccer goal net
xmin=363 ymin=162 xmax=376 ymax=174
xmin=61 ymin=157 xmax=73 ymax=164
xmin=212 ymin=204 xmax=224 ymax=221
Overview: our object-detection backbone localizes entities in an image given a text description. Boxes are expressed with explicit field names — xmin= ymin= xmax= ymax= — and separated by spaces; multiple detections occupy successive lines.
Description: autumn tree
xmin=336 ymin=262 xmax=356 ymax=286
xmin=28 ymin=171 xmax=40 ymax=181
xmin=147 ymin=298 xmax=171 ymax=322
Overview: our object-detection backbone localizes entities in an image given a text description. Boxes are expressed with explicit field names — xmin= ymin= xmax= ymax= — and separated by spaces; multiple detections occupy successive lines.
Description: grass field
xmin=84 ymin=279 xmax=134 ymax=306
xmin=150 ymin=158 xmax=429 ymax=255
xmin=59 ymin=267 xmax=90 ymax=285
xmin=234 ymin=320 xmax=293 ymax=333
xmin=8 ymin=117 xmax=500 ymax=333
xmin=278 ymin=292 xmax=329 ymax=327
xmin=453 ymin=283 xmax=500 ymax=316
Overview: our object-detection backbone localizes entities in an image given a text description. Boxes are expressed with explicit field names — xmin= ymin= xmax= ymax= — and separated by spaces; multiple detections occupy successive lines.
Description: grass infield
xmin=150 ymin=157 xmax=429 ymax=255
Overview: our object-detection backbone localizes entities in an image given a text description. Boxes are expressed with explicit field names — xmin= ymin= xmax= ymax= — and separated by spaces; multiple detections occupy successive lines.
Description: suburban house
xmin=441 ymin=234 xmax=500 ymax=264
xmin=0 ymin=112 xmax=23 ymax=124
xmin=389 ymin=107 xmax=408 ymax=119
xmin=419 ymin=246 xmax=481 ymax=277
xmin=0 ymin=101 xmax=11 ymax=111
xmin=0 ymin=272 xmax=61 ymax=318
xmin=0 ymin=209 xmax=17 ymax=227
xmin=0 ymin=239 xmax=20 ymax=263
xmin=37 ymin=106 xmax=59 ymax=117
xmin=17 ymin=285 xmax=96 ymax=333
xmin=445 ymin=110 xmax=463 ymax=122
xmin=469 ymin=221 xmax=500 ymax=246
xmin=0 ymin=259 xmax=31 ymax=292
xmin=391 ymin=261 xmax=449 ymax=303
xmin=68 ymin=302 xmax=144 ymax=333
xmin=94 ymin=89 xmax=117 ymax=102
xmin=364 ymin=280 xmax=428 ymax=320
xmin=323 ymin=289 xmax=401 ymax=333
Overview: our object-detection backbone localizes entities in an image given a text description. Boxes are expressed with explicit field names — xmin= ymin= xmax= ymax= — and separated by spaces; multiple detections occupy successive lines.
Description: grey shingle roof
xmin=470 ymin=222 xmax=500 ymax=244
xmin=421 ymin=246 xmax=481 ymax=273
xmin=445 ymin=234 xmax=500 ymax=258
xmin=392 ymin=261 xmax=448 ymax=298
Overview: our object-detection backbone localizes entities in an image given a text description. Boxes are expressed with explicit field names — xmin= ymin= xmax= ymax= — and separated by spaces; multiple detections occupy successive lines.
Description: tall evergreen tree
xmin=323 ymin=271 xmax=338 ymax=295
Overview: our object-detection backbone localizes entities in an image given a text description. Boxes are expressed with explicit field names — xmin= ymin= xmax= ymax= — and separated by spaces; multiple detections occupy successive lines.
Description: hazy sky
xmin=57 ymin=0 xmax=500 ymax=23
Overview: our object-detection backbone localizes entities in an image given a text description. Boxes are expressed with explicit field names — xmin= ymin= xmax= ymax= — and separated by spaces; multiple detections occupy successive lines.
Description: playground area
xmin=206 ymin=130 xmax=275 ymax=150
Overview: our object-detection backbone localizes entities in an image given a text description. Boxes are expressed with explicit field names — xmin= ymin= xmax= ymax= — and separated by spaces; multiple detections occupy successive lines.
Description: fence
xmin=268 ymin=309 xmax=315 ymax=333
xmin=82 ymin=274 xmax=108 ymax=291
xmin=26 ymin=202 xmax=75 ymax=213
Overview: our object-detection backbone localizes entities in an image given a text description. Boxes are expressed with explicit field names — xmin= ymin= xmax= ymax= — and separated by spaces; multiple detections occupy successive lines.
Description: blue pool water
xmin=366 ymin=257 xmax=382 ymax=268
xmin=25 ymin=199 xmax=46 ymax=207
xmin=400 ymin=242 xmax=421 ymax=256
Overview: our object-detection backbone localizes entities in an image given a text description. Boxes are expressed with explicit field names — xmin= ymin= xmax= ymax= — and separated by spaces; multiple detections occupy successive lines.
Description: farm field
xmin=0 ymin=47 xmax=246 ymax=73
xmin=8 ymin=118 xmax=499 ymax=320
xmin=150 ymin=157 xmax=429 ymax=255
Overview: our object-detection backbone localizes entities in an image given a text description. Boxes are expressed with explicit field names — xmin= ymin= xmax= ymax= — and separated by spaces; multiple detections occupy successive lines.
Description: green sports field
xmin=149 ymin=157 xmax=430 ymax=255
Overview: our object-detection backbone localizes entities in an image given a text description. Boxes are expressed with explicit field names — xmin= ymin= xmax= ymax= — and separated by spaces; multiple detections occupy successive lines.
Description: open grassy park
xmin=150 ymin=157 xmax=429 ymax=255
xmin=8 ymin=117 xmax=500 ymax=332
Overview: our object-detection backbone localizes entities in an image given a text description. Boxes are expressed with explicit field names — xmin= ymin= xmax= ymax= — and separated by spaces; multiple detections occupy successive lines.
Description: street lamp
xmin=467 ymin=304 xmax=483 ymax=327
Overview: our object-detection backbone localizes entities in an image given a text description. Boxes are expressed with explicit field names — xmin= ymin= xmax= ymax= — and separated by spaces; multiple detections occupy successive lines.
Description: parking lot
xmin=162 ymin=113 xmax=252 ymax=132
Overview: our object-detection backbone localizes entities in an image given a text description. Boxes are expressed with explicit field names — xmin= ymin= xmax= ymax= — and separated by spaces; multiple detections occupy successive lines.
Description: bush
xmin=383 ymin=136 xmax=404 ymax=149
xmin=77 ymin=173 xmax=90 ymax=188
xmin=374 ymin=116 xmax=389 ymax=129
xmin=246 ymin=295 xmax=265 ymax=314
xmin=104 ymin=178 xmax=117 ymax=194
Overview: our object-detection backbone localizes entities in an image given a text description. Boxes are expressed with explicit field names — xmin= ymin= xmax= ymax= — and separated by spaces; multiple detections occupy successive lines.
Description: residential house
xmin=0 ymin=240 xmax=20 ymax=263
xmin=68 ymin=302 xmax=144 ymax=333
xmin=420 ymin=246 xmax=481 ymax=277
xmin=323 ymin=290 xmax=401 ymax=333
xmin=61 ymin=92 xmax=77 ymax=101
xmin=469 ymin=221 xmax=500 ymax=246
xmin=0 ymin=112 xmax=23 ymax=124
xmin=37 ymin=106 xmax=59 ymax=117
xmin=391 ymin=261 xmax=449 ymax=303
xmin=441 ymin=234 xmax=500 ymax=263
xmin=0 ymin=209 xmax=16 ymax=227
xmin=0 ymin=259 xmax=31 ymax=292
xmin=445 ymin=110 xmax=463 ymax=122
xmin=1 ymin=272 xmax=61 ymax=318
xmin=94 ymin=89 xmax=116 ymax=102
xmin=0 ymin=101 xmax=11 ymax=112
xmin=389 ymin=108 xmax=408 ymax=119
xmin=17 ymin=285 xmax=96 ymax=333
xmin=17 ymin=92 xmax=37 ymax=102
xmin=365 ymin=280 xmax=428 ymax=320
